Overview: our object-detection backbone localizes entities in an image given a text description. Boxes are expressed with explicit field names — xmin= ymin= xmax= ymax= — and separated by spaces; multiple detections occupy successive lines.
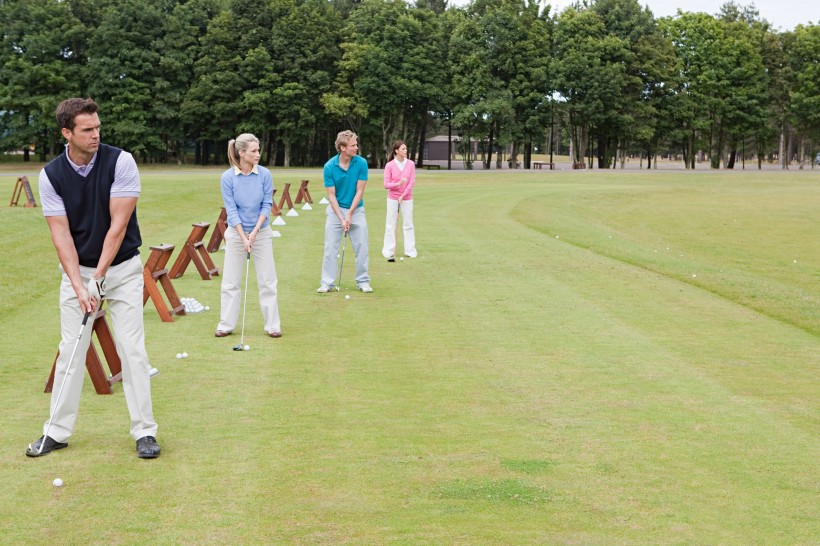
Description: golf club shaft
xmin=336 ymin=229 xmax=347 ymax=291
xmin=239 ymin=250 xmax=250 ymax=346
xmin=40 ymin=310 xmax=92 ymax=453
xmin=395 ymin=200 xmax=400 ymax=249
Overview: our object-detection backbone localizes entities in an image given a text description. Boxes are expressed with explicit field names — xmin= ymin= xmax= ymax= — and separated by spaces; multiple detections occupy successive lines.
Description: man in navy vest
xmin=26 ymin=98 xmax=160 ymax=459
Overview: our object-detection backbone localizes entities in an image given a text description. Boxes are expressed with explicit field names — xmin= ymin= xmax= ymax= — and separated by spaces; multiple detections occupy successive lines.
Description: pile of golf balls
xmin=181 ymin=297 xmax=207 ymax=313
xmin=175 ymin=352 xmax=189 ymax=359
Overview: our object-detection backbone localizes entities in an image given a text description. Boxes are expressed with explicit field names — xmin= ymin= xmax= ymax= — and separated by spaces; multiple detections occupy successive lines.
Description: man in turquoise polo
xmin=317 ymin=130 xmax=372 ymax=293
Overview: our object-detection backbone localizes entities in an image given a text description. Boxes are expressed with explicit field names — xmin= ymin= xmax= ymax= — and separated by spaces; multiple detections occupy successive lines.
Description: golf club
xmin=233 ymin=251 xmax=251 ymax=351
xmin=395 ymin=199 xmax=401 ymax=259
xmin=336 ymin=229 xmax=348 ymax=292
xmin=37 ymin=310 xmax=92 ymax=455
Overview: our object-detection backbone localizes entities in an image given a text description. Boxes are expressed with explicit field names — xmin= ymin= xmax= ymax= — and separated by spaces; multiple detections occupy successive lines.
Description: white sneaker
xmin=316 ymin=284 xmax=333 ymax=293
xmin=358 ymin=283 xmax=373 ymax=293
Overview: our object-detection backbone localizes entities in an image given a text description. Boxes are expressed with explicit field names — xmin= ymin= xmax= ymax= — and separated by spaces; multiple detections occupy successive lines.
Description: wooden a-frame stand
xmin=10 ymin=176 xmax=37 ymax=207
xmin=206 ymin=208 xmax=229 ymax=253
xmin=143 ymin=243 xmax=186 ymax=322
xmin=270 ymin=188 xmax=281 ymax=216
xmin=45 ymin=308 xmax=121 ymax=395
xmin=169 ymin=222 xmax=220 ymax=280
xmin=277 ymin=182 xmax=294 ymax=212
xmin=295 ymin=180 xmax=313 ymax=204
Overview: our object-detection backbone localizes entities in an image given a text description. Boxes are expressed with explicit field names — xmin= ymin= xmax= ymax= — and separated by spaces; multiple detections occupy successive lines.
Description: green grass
xmin=0 ymin=167 xmax=818 ymax=544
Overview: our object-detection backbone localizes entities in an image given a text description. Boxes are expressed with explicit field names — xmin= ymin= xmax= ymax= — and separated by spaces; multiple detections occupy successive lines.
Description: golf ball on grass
xmin=345 ymin=295 xmax=350 ymax=299
xmin=400 ymin=257 xmax=404 ymax=261
xmin=176 ymin=353 xmax=182 ymax=359
xmin=244 ymin=345 xmax=250 ymax=351
xmin=53 ymin=478 xmax=63 ymax=487
xmin=182 ymin=352 xmax=188 ymax=358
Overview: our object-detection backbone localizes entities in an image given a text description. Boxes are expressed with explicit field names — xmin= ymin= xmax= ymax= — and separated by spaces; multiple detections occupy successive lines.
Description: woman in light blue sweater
xmin=215 ymin=133 xmax=282 ymax=338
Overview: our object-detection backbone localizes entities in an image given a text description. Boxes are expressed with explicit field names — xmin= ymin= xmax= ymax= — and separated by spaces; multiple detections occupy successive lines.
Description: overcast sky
xmin=450 ymin=0 xmax=818 ymax=31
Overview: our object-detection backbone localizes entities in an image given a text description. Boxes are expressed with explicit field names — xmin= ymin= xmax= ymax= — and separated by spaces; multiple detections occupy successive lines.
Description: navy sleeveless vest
xmin=44 ymin=143 xmax=141 ymax=267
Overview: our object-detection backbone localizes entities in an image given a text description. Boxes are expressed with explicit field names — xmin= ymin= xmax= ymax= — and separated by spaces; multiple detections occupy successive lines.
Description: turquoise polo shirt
xmin=323 ymin=153 xmax=368 ymax=209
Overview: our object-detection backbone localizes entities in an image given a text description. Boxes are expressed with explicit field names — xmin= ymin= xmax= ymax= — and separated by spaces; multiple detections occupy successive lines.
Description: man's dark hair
xmin=55 ymin=98 xmax=98 ymax=131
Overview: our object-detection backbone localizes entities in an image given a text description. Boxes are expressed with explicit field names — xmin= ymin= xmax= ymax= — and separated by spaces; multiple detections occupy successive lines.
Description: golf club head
xmin=232 ymin=344 xmax=244 ymax=351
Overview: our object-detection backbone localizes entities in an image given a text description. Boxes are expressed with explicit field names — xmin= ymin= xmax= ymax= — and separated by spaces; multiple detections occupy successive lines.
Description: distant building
xmin=424 ymin=135 xmax=478 ymax=161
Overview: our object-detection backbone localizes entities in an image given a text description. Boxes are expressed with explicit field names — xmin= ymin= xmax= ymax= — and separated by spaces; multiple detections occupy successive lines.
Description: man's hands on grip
xmin=87 ymin=276 xmax=107 ymax=303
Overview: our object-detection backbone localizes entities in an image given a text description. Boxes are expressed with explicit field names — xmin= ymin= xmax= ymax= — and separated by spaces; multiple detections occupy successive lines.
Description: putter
xmin=37 ymin=310 xmax=92 ymax=454
xmin=336 ymin=230 xmax=348 ymax=292
xmin=233 ymin=251 xmax=251 ymax=351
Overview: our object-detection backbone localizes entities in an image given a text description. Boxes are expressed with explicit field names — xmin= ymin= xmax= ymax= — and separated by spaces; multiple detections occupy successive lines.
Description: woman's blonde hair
xmin=227 ymin=133 xmax=260 ymax=169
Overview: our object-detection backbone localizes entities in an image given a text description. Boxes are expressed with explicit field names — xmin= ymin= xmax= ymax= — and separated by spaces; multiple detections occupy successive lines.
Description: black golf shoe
xmin=26 ymin=435 xmax=68 ymax=457
xmin=136 ymin=436 xmax=161 ymax=459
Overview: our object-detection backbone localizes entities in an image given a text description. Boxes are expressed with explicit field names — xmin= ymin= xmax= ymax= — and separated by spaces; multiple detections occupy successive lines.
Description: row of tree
xmin=1 ymin=0 xmax=818 ymax=169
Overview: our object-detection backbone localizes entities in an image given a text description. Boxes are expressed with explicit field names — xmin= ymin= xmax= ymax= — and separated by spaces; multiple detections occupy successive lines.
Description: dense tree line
xmin=1 ymin=0 xmax=817 ymax=168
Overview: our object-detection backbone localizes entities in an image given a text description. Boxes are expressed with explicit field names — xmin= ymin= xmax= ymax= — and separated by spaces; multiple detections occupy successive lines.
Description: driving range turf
xmin=0 ymin=166 xmax=817 ymax=543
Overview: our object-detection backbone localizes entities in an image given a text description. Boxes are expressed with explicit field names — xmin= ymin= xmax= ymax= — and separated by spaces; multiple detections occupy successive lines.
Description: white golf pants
xmin=46 ymin=255 xmax=158 ymax=442
xmin=382 ymin=198 xmax=416 ymax=258
xmin=217 ymin=226 xmax=281 ymax=335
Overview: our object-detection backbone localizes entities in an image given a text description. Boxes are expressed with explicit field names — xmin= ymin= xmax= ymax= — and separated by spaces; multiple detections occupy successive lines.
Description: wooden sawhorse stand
xmin=45 ymin=309 xmax=121 ymax=395
xmin=10 ymin=176 xmax=37 ymax=207
xmin=143 ymin=244 xmax=186 ymax=322
xmin=270 ymin=188 xmax=281 ymax=216
xmin=206 ymin=208 xmax=229 ymax=253
xmin=295 ymin=180 xmax=312 ymax=204
xmin=276 ymin=182 xmax=293 ymax=212
xmin=170 ymin=222 xmax=220 ymax=280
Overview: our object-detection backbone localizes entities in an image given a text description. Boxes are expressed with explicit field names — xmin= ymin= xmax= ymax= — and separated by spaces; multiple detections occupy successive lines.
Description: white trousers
xmin=382 ymin=198 xmax=416 ymax=258
xmin=321 ymin=206 xmax=369 ymax=288
xmin=218 ymin=226 xmax=281 ymax=334
xmin=45 ymin=255 xmax=157 ymax=442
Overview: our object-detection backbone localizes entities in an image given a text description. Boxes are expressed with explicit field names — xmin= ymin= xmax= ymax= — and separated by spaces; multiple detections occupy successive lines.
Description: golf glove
xmin=87 ymin=276 xmax=107 ymax=302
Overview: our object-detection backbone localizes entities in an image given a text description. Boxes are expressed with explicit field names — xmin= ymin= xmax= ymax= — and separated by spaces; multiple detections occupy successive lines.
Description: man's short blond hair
xmin=335 ymin=130 xmax=358 ymax=152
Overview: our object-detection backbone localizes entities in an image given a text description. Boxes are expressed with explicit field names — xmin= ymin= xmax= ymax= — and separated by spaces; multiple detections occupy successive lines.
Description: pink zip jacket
xmin=383 ymin=158 xmax=416 ymax=200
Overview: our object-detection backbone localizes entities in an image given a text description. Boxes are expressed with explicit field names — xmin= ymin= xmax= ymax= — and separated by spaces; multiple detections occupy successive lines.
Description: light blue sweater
xmin=221 ymin=165 xmax=274 ymax=232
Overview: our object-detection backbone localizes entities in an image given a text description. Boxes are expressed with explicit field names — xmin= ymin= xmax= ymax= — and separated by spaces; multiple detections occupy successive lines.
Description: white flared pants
xmin=382 ymin=198 xmax=416 ymax=258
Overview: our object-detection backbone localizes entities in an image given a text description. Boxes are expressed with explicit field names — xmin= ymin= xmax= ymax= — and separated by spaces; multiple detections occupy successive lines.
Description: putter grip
xmin=81 ymin=310 xmax=92 ymax=326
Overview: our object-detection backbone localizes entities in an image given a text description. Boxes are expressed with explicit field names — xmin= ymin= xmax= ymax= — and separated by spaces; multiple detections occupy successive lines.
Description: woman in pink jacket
xmin=382 ymin=140 xmax=417 ymax=261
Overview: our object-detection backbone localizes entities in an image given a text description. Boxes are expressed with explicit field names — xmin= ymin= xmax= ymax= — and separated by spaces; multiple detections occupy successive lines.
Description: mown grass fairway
xmin=1 ymin=167 xmax=817 ymax=544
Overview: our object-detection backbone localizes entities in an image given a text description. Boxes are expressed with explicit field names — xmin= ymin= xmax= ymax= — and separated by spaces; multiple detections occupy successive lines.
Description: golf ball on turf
xmin=205 ymin=306 xmax=210 ymax=310
xmin=176 ymin=353 xmax=182 ymax=359
xmin=345 ymin=295 xmax=350 ymax=299
xmin=244 ymin=345 xmax=250 ymax=351
xmin=53 ymin=478 xmax=63 ymax=487
xmin=400 ymin=257 xmax=404 ymax=261
xmin=182 ymin=352 xmax=188 ymax=358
